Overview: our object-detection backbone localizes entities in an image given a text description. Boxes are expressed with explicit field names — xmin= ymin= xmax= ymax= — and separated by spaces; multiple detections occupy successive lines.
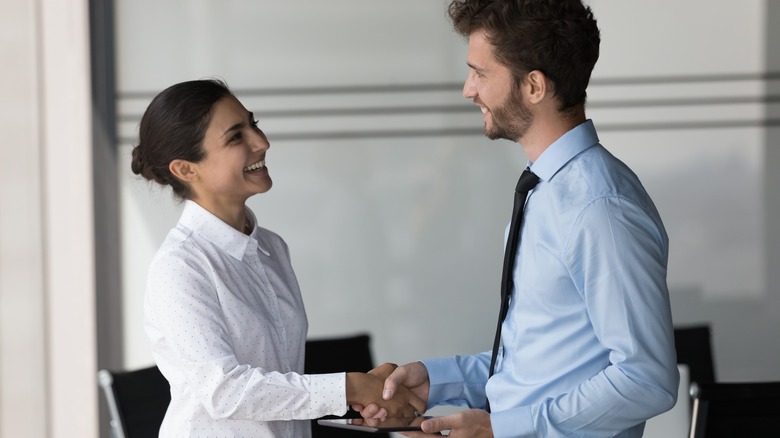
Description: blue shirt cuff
xmin=491 ymin=406 xmax=534 ymax=438
xmin=421 ymin=358 xmax=466 ymax=405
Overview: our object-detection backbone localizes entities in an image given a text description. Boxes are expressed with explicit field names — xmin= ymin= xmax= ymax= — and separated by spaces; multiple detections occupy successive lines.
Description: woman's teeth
xmin=244 ymin=160 xmax=265 ymax=172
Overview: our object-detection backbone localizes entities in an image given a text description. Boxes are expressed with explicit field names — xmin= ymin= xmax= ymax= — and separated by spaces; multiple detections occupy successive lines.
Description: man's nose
xmin=462 ymin=73 xmax=476 ymax=99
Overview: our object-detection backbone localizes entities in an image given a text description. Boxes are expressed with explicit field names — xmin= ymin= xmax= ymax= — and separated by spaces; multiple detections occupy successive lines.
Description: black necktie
xmin=487 ymin=168 xmax=539 ymax=411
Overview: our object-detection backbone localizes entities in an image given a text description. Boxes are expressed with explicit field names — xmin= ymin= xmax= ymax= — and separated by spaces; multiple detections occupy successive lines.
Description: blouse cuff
xmin=307 ymin=372 xmax=348 ymax=418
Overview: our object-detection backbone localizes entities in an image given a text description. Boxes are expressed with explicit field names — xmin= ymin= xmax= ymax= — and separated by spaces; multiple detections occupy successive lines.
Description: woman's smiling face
xmin=187 ymin=95 xmax=272 ymax=211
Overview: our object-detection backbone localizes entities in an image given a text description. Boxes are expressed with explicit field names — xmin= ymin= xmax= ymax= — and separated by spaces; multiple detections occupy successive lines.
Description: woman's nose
xmin=251 ymin=130 xmax=270 ymax=152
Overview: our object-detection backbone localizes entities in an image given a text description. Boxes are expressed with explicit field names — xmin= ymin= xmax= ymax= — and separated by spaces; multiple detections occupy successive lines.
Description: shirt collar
xmin=528 ymin=119 xmax=599 ymax=182
xmin=179 ymin=200 xmax=269 ymax=260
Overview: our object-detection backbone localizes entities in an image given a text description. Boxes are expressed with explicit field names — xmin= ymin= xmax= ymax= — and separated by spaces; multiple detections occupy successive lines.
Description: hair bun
xmin=131 ymin=145 xmax=145 ymax=175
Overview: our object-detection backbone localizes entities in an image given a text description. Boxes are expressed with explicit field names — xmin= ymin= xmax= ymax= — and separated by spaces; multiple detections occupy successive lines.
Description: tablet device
xmin=317 ymin=416 xmax=430 ymax=432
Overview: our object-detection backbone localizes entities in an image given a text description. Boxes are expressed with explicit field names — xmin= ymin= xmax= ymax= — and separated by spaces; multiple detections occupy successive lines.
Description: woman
xmin=132 ymin=79 xmax=424 ymax=437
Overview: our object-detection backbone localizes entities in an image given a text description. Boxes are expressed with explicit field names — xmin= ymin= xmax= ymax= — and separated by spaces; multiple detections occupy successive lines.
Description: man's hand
xmin=353 ymin=361 xmax=431 ymax=419
xmin=381 ymin=361 xmax=430 ymax=402
xmin=400 ymin=409 xmax=493 ymax=438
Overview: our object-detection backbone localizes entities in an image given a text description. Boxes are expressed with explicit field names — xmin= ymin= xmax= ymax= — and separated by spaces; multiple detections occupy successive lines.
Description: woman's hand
xmin=346 ymin=372 xmax=426 ymax=418
xmin=353 ymin=361 xmax=431 ymax=419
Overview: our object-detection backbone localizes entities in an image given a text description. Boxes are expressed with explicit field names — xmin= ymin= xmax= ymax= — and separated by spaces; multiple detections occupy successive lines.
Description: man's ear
xmin=169 ymin=159 xmax=198 ymax=183
xmin=523 ymin=70 xmax=549 ymax=105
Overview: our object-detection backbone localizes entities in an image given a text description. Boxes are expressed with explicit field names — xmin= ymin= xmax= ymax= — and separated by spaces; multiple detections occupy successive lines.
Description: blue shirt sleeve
xmin=422 ymin=352 xmax=490 ymax=409
xmin=493 ymin=197 xmax=679 ymax=437
xmin=426 ymin=196 xmax=679 ymax=438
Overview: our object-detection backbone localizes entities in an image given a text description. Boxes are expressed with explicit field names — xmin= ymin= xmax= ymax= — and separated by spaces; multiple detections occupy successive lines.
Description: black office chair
xmin=305 ymin=333 xmax=389 ymax=438
xmin=97 ymin=365 xmax=171 ymax=438
xmin=674 ymin=325 xmax=716 ymax=385
xmin=688 ymin=381 xmax=780 ymax=438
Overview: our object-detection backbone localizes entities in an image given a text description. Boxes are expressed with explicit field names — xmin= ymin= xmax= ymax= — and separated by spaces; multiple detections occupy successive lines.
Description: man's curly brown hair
xmin=448 ymin=0 xmax=600 ymax=113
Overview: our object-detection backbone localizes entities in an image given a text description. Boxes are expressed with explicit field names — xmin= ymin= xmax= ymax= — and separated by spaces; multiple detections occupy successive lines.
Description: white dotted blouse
xmin=144 ymin=200 xmax=346 ymax=437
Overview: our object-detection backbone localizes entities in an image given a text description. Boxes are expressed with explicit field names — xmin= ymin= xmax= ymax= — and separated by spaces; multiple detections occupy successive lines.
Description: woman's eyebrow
xmin=221 ymin=122 xmax=244 ymax=139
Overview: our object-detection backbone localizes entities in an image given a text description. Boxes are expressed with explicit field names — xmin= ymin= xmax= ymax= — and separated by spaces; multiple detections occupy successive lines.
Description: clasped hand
xmin=352 ymin=362 xmax=494 ymax=437
xmin=345 ymin=367 xmax=425 ymax=418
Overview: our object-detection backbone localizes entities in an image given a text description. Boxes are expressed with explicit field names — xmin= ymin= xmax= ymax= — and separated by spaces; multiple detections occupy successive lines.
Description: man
xmin=358 ymin=1 xmax=679 ymax=436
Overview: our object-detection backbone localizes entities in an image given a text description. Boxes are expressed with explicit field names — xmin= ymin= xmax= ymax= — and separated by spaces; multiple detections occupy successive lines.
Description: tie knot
xmin=516 ymin=168 xmax=540 ymax=194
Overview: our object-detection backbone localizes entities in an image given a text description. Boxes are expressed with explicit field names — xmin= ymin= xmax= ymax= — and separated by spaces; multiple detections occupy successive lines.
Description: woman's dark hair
xmin=448 ymin=0 xmax=600 ymax=113
xmin=130 ymin=79 xmax=234 ymax=200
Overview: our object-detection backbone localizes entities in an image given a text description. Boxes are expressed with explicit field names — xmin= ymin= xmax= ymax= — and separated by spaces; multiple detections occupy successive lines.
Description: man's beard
xmin=483 ymin=87 xmax=533 ymax=141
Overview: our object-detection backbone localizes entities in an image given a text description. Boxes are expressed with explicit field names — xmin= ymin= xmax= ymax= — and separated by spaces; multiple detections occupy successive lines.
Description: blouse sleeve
xmin=144 ymin=247 xmax=347 ymax=421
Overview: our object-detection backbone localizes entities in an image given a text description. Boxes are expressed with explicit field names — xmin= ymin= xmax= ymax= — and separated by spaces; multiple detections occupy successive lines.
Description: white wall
xmin=116 ymin=0 xmax=780 ymax=385
xmin=0 ymin=0 xmax=98 ymax=437
xmin=0 ymin=1 xmax=47 ymax=436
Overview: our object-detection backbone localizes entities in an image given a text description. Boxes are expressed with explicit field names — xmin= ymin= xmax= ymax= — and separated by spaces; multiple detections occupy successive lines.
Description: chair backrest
xmin=305 ymin=333 xmax=375 ymax=374
xmin=97 ymin=366 xmax=171 ymax=438
xmin=305 ymin=333 xmax=388 ymax=438
xmin=688 ymin=381 xmax=780 ymax=438
xmin=674 ymin=325 xmax=716 ymax=385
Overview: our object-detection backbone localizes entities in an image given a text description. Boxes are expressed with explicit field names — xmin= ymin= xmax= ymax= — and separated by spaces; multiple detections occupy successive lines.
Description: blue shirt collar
xmin=529 ymin=119 xmax=599 ymax=182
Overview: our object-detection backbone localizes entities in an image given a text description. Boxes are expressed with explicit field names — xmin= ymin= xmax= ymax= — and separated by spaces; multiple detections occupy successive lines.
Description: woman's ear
xmin=523 ymin=70 xmax=549 ymax=105
xmin=169 ymin=159 xmax=198 ymax=183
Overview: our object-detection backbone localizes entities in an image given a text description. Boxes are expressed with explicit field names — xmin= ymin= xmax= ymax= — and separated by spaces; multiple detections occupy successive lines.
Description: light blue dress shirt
xmin=423 ymin=120 xmax=679 ymax=438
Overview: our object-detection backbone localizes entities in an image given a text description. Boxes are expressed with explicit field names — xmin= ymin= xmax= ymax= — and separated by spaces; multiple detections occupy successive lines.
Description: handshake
xmin=346 ymin=362 xmax=429 ymax=418
xmin=344 ymin=362 xmax=493 ymax=437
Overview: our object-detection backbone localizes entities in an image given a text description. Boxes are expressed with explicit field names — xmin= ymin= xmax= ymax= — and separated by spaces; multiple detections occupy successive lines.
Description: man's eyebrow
xmin=467 ymin=62 xmax=484 ymax=72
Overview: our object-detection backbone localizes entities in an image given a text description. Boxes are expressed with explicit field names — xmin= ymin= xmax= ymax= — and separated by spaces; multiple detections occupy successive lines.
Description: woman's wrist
xmin=345 ymin=372 xmax=380 ymax=404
